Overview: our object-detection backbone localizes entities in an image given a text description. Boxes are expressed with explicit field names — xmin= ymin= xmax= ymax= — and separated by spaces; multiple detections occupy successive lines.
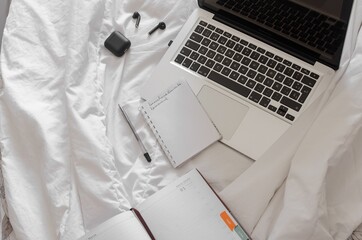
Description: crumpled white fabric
xmin=1 ymin=0 xmax=362 ymax=239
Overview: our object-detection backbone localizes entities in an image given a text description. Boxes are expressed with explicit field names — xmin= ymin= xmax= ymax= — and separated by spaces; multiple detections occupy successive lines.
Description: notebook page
xmin=136 ymin=169 xmax=247 ymax=240
xmin=140 ymin=81 xmax=221 ymax=167
xmin=78 ymin=211 xmax=151 ymax=240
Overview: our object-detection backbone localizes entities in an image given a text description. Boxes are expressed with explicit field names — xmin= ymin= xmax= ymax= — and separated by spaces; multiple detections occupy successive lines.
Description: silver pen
xmin=119 ymin=104 xmax=152 ymax=162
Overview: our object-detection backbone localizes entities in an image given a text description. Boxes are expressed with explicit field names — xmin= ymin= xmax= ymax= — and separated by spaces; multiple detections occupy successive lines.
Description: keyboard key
xmin=246 ymin=79 xmax=257 ymax=89
xmin=259 ymin=97 xmax=270 ymax=107
xmin=202 ymin=29 xmax=212 ymax=37
xmin=208 ymin=71 xmax=251 ymax=98
xmin=207 ymin=24 xmax=216 ymax=30
xmin=222 ymin=57 xmax=232 ymax=66
xmin=248 ymin=43 xmax=257 ymax=50
xmin=198 ymin=46 xmax=208 ymax=55
xmin=266 ymin=51 xmax=274 ymax=58
xmin=274 ymin=55 xmax=283 ymax=62
xmin=257 ymin=65 xmax=268 ymax=74
xmin=214 ymin=53 xmax=224 ymax=62
xmin=255 ymin=83 xmax=265 ymax=93
xmin=217 ymin=45 xmax=227 ymax=54
xmin=182 ymin=58 xmax=192 ymax=68
xmin=281 ymin=96 xmax=302 ymax=111
xmin=205 ymin=59 xmax=215 ymax=68
xmin=197 ymin=55 xmax=207 ymax=64
xmin=218 ymin=36 xmax=228 ymax=44
xmin=247 ymin=69 xmax=257 ymax=79
xmin=272 ymin=82 xmax=282 ymax=91
xmin=283 ymin=59 xmax=292 ymax=66
xmin=215 ymin=28 xmax=223 ymax=34
xmin=264 ymin=78 xmax=274 ymax=87
xmin=223 ymin=31 xmax=232 ymax=38
xmin=238 ymin=75 xmax=248 ymax=84
xmin=210 ymin=32 xmax=220 ymax=41
xmin=230 ymin=71 xmax=240 ymax=80
xmin=233 ymin=53 xmax=243 ymax=61
xmin=185 ymin=40 xmax=200 ymax=51
xmin=275 ymin=63 xmax=286 ymax=73
xmin=283 ymin=77 xmax=294 ymax=86
xmin=206 ymin=50 xmax=216 ymax=59
xmin=281 ymin=86 xmax=291 ymax=95
xmin=180 ymin=47 xmax=191 ymax=56
xmin=201 ymin=38 xmax=211 ymax=46
xmin=284 ymin=67 xmax=294 ymax=76
xmin=225 ymin=49 xmax=235 ymax=58
xmin=302 ymin=75 xmax=317 ymax=87
xmin=209 ymin=42 xmax=219 ymax=50
xmin=267 ymin=59 xmax=277 ymax=68
xmin=250 ymin=61 xmax=260 ymax=70
xmin=277 ymin=105 xmax=288 ymax=116
xmin=240 ymin=39 xmax=248 ymax=45
xmin=190 ymin=62 xmax=201 ymax=72
xmin=242 ymin=48 xmax=252 ymax=56
xmin=292 ymin=63 xmax=301 ymax=71
xmin=250 ymin=51 xmax=260 ymax=60
xmin=230 ymin=62 xmax=240 ymax=70
xmin=310 ymin=72 xmax=319 ymax=79
xmin=272 ymin=92 xmax=282 ymax=101
xmin=301 ymin=68 xmax=310 ymax=75
xmin=234 ymin=43 xmax=243 ymax=52
xmin=221 ymin=67 xmax=232 ymax=76
xmin=292 ymin=81 xmax=302 ymax=91
xmin=190 ymin=51 xmax=199 ymax=60
xmin=266 ymin=69 xmax=277 ymax=78
xmin=199 ymin=21 xmax=207 ymax=26
xmin=195 ymin=25 xmax=204 ymax=33
xmin=255 ymin=74 xmax=265 ymax=83
xmin=268 ymin=105 xmax=277 ymax=112
xmin=263 ymin=88 xmax=273 ymax=97
xmin=190 ymin=33 xmax=203 ymax=42
xmin=249 ymin=91 xmax=262 ymax=103
xmin=258 ymin=55 xmax=268 ymax=64
xmin=257 ymin=47 xmax=266 ymax=54
xmin=198 ymin=66 xmax=210 ymax=76
xmin=292 ymin=71 xmax=303 ymax=81
xmin=241 ymin=57 xmax=251 ymax=66
xmin=175 ymin=54 xmax=185 ymax=64
xmin=213 ymin=63 xmax=223 ymax=72
xmin=238 ymin=65 xmax=248 ymax=75
xmin=290 ymin=90 xmax=300 ymax=100
xmin=226 ymin=40 xmax=236 ymax=48
xmin=286 ymin=114 xmax=295 ymax=121
xmin=275 ymin=73 xmax=285 ymax=82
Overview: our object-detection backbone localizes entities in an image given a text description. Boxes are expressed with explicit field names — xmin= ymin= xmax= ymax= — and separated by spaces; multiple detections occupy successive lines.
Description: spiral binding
xmin=140 ymin=105 xmax=174 ymax=163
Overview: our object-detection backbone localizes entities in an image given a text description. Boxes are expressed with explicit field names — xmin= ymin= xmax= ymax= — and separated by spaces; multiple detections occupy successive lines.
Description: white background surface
xmin=0 ymin=0 xmax=362 ymax=239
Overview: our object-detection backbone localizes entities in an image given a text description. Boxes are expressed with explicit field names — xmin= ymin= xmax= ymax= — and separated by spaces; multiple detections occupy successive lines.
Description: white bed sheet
xmin=0 ymin=0 xmax=361 ymax=239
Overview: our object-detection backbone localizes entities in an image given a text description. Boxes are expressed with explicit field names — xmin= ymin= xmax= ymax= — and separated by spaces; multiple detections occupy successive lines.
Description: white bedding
xmin=0 ymin=0 xmax=362 ymax=239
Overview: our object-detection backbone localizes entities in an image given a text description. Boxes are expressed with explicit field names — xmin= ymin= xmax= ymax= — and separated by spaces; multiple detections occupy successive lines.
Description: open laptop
xmin=141 ymin=0 xmax=354 ymax=160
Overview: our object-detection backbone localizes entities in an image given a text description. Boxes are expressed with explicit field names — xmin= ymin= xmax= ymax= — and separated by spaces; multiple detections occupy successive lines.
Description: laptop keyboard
xmin=174 ymin=20 xmax=321 ymax=122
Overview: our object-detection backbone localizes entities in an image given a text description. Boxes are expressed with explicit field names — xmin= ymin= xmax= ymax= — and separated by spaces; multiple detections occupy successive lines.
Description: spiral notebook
xmin=140 ymin=80 xmax=221 ymax=167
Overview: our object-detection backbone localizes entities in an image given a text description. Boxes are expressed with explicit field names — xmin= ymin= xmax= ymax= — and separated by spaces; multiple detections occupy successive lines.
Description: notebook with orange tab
xmin=78 ymin=169 xmax=251 ymax=240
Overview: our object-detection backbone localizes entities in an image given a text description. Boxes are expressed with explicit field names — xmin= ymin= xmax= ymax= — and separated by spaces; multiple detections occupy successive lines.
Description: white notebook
xmin=78 ymin=169 xmax=251 ymax=240
xmin=140 ymin=80 xmax=221 ymax=167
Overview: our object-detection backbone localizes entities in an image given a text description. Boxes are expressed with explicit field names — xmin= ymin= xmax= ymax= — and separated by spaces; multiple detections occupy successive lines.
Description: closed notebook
xmin=140 ymin=80 xmax=221 ymax=167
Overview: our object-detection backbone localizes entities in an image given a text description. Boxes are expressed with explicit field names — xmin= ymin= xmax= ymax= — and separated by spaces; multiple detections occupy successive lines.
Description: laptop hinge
xmin=213 ymin=11 xmax=319 ymax=66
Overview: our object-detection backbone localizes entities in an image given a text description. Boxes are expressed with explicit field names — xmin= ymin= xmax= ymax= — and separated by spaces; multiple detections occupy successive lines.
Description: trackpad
xmin=197 ymin=86 xmax=249 ymax=140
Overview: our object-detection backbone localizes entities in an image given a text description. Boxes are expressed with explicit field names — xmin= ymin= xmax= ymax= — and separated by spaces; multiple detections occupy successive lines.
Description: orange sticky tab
xmin=220 ymin=211 xmax=236 ymax=231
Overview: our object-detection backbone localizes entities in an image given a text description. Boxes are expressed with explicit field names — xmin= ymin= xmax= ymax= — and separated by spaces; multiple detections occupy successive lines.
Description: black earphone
xmin=132 ymin=12 xmax=141 ymax=28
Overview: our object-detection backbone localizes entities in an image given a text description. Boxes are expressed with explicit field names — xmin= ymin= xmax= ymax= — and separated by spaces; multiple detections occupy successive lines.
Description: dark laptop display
xmin=199 ymin=0 xmax=354 ymax=69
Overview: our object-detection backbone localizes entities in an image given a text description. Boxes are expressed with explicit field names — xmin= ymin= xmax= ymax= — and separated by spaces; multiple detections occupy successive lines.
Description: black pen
xmin=119 ymin=104 xmax=152 ymax=162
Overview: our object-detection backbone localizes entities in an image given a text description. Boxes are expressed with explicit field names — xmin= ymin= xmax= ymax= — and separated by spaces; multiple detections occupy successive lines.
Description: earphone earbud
xmin=148 ymin=22 xmax=166 ymax=35
xmin=132 ymin=12 xmax=141 ymax=28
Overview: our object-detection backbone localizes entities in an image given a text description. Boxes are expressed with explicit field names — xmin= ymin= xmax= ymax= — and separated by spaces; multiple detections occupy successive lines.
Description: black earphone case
xmin=104 ymin=31 xmax=131 ymax=57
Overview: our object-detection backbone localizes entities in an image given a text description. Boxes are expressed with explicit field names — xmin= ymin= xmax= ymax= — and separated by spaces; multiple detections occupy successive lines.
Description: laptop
xmin=141 ymin=0 xmax=354 ymax=160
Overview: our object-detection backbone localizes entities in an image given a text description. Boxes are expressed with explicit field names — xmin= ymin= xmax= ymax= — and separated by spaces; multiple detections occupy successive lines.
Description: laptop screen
xmin=199 ymin=0 xmax=354 ymax=70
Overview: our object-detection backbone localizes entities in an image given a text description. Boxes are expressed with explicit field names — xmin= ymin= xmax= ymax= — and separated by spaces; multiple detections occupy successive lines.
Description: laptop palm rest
xmin=197 ymin=86 xmax=249 ymax=140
